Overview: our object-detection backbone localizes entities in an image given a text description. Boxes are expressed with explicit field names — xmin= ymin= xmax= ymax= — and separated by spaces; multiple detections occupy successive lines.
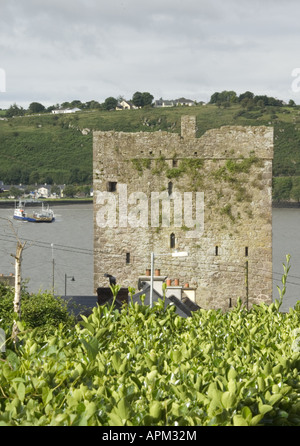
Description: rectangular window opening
xmin=170 ymin=233 xmax=176 ymax=249
xmin=126 ymin=253 xmax=130 ymax=264
xmin=245 ymin=247 xmax=249 ymax=257
xmin=215 ymin=246 xmax=219 ymax=256
xmin=107 ymin=181 xmax=117 ymax=192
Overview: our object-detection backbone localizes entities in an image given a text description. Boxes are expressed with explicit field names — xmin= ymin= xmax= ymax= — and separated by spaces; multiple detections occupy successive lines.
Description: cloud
xmin=1 ymin=0 xmax=300 ymax=107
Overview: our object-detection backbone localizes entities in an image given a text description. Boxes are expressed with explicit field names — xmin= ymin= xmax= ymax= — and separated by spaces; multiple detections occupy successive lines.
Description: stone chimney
xmin=138 ymin=273 xmax=167 ymax=296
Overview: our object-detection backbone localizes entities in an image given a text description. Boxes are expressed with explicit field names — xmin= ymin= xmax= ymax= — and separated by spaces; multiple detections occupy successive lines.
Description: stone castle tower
xmin=93 ymin=116 xmax=273 ymax=310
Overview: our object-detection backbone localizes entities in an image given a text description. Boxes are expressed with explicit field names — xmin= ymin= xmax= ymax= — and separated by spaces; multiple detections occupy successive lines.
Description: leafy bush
xmin=20 ymin=292 xmax=76 ymax=335
xmin=0 ymin=287 xmax=75 ymax=336
xmin=1 ymin=286 xmax=300 ymax=426
xmin=0 ymin=284 xmax=15 ymax=329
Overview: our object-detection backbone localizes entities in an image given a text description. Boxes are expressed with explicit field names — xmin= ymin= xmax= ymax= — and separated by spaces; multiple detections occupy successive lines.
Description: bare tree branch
xmin=0 ymin=217 xmax=27 ymax=342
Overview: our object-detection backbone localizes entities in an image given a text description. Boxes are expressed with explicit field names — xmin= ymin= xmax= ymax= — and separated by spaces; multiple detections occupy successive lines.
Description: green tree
xmin=85 ymin=100 xmax=101 ymax=110
xmin=46 ymin=105 xmax=56 ymax=113
xmin=28 ymin=102 xmax=45 ymax=114
xmin=209 ymin=92 xmax=220 ymax=104
xmin=291 ymin=177 xmax=300 ymax=202
xmin=209 ymin=90 xmax=237 ymax=105
xmin=5 ymin=103 xmax=25 ymax=118
xmin=253 ymin=95 xmax=269 ymax=106
xmin=70 ymin=100 xmax=83 ymax=108
xmin=256 ymin=99 xmax=265 ymax=109
xmin=61 ymin=101 xmax=71 ymax=109
xmin=142 ymin=92 xmax=154 ymax=106
xmin=103 ymin=97 xmax=118 ymax=110
xmin=63 ymin=185 xmax=77 ymax=197
xmin=132 ymin=91 xmax=144 ymax=107
xmin=240 ymin=97 xmax=254 ymax=109
xmin=238 ymin=91 xmax=254 ymax=102
xmin=9 ymin=186 xmax=22 ymax=198
xmin=29 ymin=171 xmax=40 ymax=185
xmin=51 ymin=185 xmax=61 ymax=196
xmin=273 ymin=177 xmax=293 ymax=201
xmin=132 ymin=92 xmax=154 ymax=108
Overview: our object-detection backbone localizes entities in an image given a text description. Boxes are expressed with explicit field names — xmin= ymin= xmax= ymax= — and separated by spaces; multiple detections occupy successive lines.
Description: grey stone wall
xmin=93 ymin=116 xmax=273 ymax=310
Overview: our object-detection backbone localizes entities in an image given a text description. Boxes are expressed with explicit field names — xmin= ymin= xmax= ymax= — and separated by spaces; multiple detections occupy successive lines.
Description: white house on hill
xmin=116 ymin=100 xmax=139 ymax=110
xmin=52 ymin=108 xmax=81 ymax=114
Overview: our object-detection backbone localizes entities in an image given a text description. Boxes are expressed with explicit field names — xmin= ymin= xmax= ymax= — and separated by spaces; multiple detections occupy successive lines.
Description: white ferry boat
xmin=13 ymin=201 xmax=55 ymax=223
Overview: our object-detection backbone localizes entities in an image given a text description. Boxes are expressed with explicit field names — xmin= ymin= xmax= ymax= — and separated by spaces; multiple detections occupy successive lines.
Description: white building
xmin=52 ymin=108 xmax=81 ymax=114
xmin=36 ymin=186 xmax=50 ymax=198
xmin=116 ymin=100 xmax=139 ymax=110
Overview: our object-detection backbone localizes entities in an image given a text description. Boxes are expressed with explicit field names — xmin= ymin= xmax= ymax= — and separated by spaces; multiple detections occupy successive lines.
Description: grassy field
xmin=0 ymin=103 xmax=300 ymax=199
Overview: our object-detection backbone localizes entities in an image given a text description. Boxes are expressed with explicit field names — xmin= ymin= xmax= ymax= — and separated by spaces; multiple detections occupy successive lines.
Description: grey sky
xmin=1 ymin=0 xmax=300 ymax=108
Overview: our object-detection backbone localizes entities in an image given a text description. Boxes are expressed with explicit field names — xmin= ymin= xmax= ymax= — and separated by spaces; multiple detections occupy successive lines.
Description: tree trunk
xmin=12 ymin=241 xmax=26 ymax=343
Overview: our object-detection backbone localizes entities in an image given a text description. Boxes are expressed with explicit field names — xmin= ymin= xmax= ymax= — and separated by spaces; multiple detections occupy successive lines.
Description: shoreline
xmin=0 ymin=199 xmax=300 ymax=209
xmin=0 ymin=199 xmax=93 ymax=209
xmin=272 ymin=201 xmax=300 ymax=208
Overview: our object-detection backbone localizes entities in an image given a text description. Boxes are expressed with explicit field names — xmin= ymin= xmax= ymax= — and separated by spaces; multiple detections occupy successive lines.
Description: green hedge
xmin=1 ymin=287 xmax=300 ymax=426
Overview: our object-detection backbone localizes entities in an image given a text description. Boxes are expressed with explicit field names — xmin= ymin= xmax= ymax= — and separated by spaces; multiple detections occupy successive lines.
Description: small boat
xmin=13 ymin=201 xmax=55 ymax=223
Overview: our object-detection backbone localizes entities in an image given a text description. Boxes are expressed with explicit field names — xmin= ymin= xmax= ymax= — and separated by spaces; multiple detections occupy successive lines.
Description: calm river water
xmin=0 ymin=204 xmax=94 ymax=297
xmin=0 ymin=204 xmax=299 ymax=311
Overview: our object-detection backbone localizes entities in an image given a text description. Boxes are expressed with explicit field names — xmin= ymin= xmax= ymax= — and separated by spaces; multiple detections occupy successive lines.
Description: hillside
xmin=0 ymin=104 xmax=300 ymax=200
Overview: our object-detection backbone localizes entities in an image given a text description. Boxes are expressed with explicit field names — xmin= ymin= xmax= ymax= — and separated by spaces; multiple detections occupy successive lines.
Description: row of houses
xmin=62 ymin=272 xmax=200 ymax=320
xmin=116 ymin=97 xmax=197 ymax=110
xmin=154 ymin=97 xmax=197 ymax=108
xmin=49 ymin=98 xmax=198 ymax=114
xmin=0 ymin=181 xmax=57 ymax=198
xmin=0 ymin=182 xmax=93 ymax=199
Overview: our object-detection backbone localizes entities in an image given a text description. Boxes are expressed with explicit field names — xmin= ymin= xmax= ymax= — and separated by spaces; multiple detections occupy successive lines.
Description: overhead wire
xmin=0 ymin=232 xmax=94 ymax=256
xmin=1 ymin=231 xmax=300 ymax=291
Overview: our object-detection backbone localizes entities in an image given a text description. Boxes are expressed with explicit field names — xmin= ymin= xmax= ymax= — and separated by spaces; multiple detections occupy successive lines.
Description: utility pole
xmin=51 ymin=243 xmax=55 ymax=293
xmin=150 ymin=252 xmax=154 ymax=308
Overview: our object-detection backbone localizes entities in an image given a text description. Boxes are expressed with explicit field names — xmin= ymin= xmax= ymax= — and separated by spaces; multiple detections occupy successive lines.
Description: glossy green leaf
xmin=81 ymin=337 xmax=98 ymax=361
xmin=241 ymin=406 xmax=252 ymax=421
xmin=268 ymin=393 xmax=283 ymax=406
xmin=222 ymin=391 xmax=237 ymax=410
xmin=111 ymin=351 xmax=123 ymax=371
xmin=115 ymin=398 xmax=131 ymax=421
xmin=16 ymin=382 xmax=25 ymax=402
xmin=233 ymin=415 xmax=249 ymax=426
xmin=149 ymin=401 xmax=163 ymax=420
xmin=108 ymin=413 xmax=124 ymax=426
xmin=250 ymin=414 xmax=264 ymax=426
xmin=258 ymin=404 xmax=273 ymax=415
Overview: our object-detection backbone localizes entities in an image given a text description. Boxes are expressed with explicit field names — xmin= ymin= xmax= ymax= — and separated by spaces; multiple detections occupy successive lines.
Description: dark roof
xmin=182 ymin=295 xmax=201 ymax=312
xmin=60 ymin=285 xmax=201 ymax=320
xmin=167 ymin=295 xmax=194 ymax=317
xmin=61 ymin=294 xmax=125 ymax=319
xmin=60 ymin=296 xmax=98 ymax=318
xmin=133 ymin=282 xmax=200 ymax=318
xmin=175 ymin=97 xmax=195 ymax=103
